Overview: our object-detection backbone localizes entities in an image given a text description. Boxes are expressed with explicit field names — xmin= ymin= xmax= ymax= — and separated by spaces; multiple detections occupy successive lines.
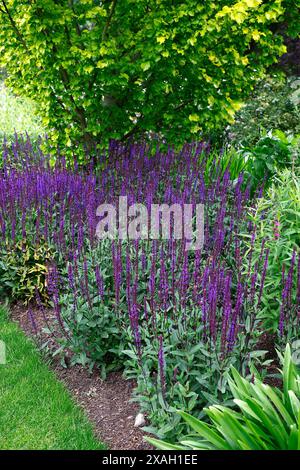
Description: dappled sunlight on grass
xmin=0 ymin=83 xmax=43 ymax=141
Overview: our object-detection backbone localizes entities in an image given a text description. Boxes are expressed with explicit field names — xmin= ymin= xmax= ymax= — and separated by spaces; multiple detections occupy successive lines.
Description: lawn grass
xmin=0 ymin=83 xmax=44 ymax=141
xmin=0 ymin=306 xmax=106 ymax=450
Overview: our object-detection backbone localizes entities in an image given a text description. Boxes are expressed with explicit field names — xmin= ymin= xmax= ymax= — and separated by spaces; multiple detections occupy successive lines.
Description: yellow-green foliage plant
xmin=0 ymin=0 xmax=299 ymax=159
xmin=0 ymin=238 xmax=53 ymax=304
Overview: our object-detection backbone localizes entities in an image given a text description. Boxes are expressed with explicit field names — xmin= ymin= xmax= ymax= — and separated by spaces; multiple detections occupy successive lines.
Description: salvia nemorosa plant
xmin=0 ymin=135 xmax=299 ymax=439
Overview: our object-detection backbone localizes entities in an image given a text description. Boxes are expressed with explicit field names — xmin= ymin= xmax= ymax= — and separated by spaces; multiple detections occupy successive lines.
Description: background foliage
xmin=0 ymin=0 xmax=299 ymax=157
xmin=226 ymin=74 xmax=300 ymax=149
xmin=0 ymin=82 xmax=43 ymax=141
xmin=241 ymin=170 xmax=300 ymax=332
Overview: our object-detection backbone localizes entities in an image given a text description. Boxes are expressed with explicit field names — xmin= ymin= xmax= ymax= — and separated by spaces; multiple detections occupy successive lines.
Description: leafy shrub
xmin=202 ymin=148 xmax=248 ymax=184
xmin=56 ymin=249 xmax=126 ymax=377
xmin=123 ymin=305 xmax=268 ymax=439
xmin=240 ymin=170 xmax=300 ymax=332
xmin=0 ymin=1 xmax=298 ymax=156
xmin=0 ymin=238 xmax=53 ymax=304
xmin=278 ymin=38 xmax=300 ymax=76
xmin=226 ymin=75 xmax=300 ymax=149
xmin=224 ymin=74 xmax=300 ymax=191
xmin=241 ymin=130 xmax=300 ymax=191
xmin=148 ymin=344 xmax=300 ymax=450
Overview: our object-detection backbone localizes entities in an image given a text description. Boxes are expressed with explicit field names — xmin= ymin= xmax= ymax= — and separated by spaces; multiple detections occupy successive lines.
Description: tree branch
xmin=102 ymin=0 xmax=118 ymax=41
xmin=0 ymin=1 xmax=29 ymax=51
xmin=68 ymin=0 xmax=82 ymax=38
xmin=121 ymin=114 xmax=146 ymax=141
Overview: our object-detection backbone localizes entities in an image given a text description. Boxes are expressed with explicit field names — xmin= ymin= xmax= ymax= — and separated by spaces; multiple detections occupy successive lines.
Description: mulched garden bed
xmin=9 ymin=303 xmax=283 ymax=449
xmin=10 ymin=303 xmax=152 ymax=451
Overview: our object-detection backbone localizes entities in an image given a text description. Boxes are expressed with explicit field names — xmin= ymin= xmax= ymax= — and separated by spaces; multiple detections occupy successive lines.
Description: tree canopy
xmin=0 ymin=0 xmax=299 ymax=156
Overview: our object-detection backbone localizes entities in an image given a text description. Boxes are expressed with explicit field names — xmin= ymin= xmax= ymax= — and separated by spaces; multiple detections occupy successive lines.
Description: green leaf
xmin=178 ymin=411 xmax=229 ymax=450
xmin=145 ymin=438 xmax=185 ymax=450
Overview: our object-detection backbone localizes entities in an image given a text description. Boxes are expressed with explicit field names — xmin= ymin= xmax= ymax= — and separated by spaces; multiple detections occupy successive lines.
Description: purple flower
xmin=221 ymin=274 xmax=232 ymax=353
xmin=95 ymin=265 xmax=104 ymax=298
xmin=129 ymin=302 xmax=141 ymax=359
xmin=159 ymin=247 xmax=169 ymax=310
xmin=47 ymin=263 xmax=68 ymax=338
xmin=27 ymin=307 xmax=38 ymax=335
xmin=158 ymin=335 xmax=166 ymax=399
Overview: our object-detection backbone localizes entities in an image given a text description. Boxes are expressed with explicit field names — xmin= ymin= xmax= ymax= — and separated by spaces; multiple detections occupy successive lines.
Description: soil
xmin=9 ymin=303 xmax=152 ymax=451
xmin=54 ymin=367 xmax=152 ymax=450
xmin=257 ymin=331 xmax=282 ymax=389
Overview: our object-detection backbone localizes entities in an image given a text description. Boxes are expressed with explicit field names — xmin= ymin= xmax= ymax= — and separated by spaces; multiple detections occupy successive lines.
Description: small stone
xmin=86 ymin=386 xmax=97 ymax=397
xmin=134 ymin=413 xmax=145 ymax=427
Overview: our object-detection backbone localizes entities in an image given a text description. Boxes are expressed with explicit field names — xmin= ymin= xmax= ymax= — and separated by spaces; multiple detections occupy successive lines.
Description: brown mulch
xmin=9 ymin=303 xmax=152 ymax=450
xmin=54 ymin=367 xmax=152 ymax=450
xmin=257 ymin=331 xmax=282 ymax=389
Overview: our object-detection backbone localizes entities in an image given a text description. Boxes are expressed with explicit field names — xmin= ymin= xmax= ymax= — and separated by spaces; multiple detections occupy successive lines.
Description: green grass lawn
xmin=0 ymin=307 xmax=106 ymax=450
xmin=0 ymin=83 xmax=44 ymax=140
